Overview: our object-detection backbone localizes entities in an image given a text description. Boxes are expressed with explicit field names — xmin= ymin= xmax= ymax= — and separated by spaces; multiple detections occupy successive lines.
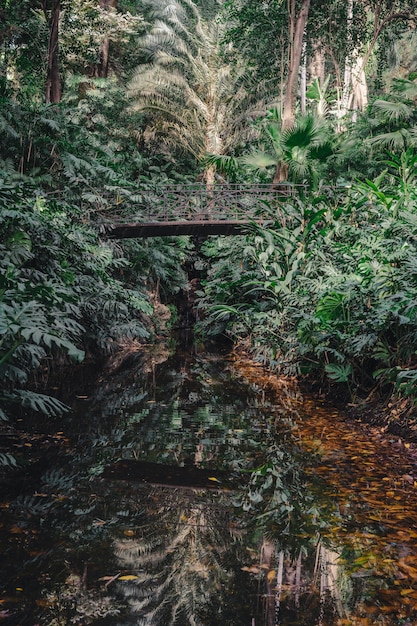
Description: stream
xmin=1 ymin=338 xmax=417 ymax=625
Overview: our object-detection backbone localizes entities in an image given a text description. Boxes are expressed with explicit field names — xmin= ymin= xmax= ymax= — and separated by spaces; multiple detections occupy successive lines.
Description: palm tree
xmin=211 ymin=109 xmax=334 ymax=187
xmin=366 ymin=79 xmax=417 ymax=152
xmin=128 ymin=0 xmax=265 ymax=185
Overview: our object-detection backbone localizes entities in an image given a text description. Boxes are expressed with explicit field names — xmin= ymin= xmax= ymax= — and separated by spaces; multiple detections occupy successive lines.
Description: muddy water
xmin=1 ymin=343 xmax=417 ymax=625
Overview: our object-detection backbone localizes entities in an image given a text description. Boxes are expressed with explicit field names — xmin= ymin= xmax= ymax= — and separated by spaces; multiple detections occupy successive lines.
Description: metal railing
xmin=90 ymin=183 xmax=303 ymax=224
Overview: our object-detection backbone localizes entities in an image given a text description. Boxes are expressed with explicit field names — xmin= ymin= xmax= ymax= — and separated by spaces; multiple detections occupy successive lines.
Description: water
xmin=1 ymin=341 xmax=417 ymax=625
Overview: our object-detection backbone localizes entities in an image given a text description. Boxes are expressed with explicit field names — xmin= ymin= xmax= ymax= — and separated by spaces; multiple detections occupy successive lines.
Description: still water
xmin=1 ymin=341 xmax=417 ymax=625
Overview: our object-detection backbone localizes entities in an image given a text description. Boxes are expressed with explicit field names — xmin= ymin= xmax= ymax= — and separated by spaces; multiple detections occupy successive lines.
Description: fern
xmin=0 ymin=452 xmax=18 ymax=467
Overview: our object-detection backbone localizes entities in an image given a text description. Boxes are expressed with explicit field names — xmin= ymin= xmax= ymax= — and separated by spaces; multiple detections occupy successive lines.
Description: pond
xmin=1 ymin=339 xmax=417 ymax=625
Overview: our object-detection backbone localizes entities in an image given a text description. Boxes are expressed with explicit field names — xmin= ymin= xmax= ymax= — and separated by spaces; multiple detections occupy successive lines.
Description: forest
xmin=3 ymin=2 xmax=417 ymax=624
xmin=2 ymin=0 xmax=417 ymax=457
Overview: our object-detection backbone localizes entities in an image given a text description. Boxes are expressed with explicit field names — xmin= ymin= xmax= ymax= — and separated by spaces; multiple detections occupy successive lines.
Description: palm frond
xmin=367 ymin=129 xmax=411 ymax=150
xmin=204 ymin=153 xmax=239 ymax=177
xmin=240 ymin=151 xmax=276 ymax=170
xmin=391 ymin=78 xmax=417 ymax=99
xmin=128 ymin=0 xmax=270 ymax=171
xmin=372 ymin=99 xmax=413 ymax=123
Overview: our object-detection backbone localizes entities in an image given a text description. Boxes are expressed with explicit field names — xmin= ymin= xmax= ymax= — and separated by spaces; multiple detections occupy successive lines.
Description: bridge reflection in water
xmin=103 ymin=183 xmax=302 ymax=238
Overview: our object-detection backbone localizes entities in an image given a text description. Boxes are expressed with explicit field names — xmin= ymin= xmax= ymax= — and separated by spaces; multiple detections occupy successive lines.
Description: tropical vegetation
xmin=2 ymin=0 xmax=417 ymax=443
xmin=3 ymin=2 xmax=417 ymax=625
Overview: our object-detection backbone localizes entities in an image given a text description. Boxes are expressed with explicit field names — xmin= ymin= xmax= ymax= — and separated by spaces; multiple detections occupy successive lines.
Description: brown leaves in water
xmin=232 ymin=352 xmax=417 ymax=622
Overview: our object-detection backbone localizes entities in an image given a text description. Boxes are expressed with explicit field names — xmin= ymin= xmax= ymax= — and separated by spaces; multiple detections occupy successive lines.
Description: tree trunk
xmin=310 ymin=44 xmax=325 ymax=86
xmin=45 ymin=0 xmax=61 ymax=103
xmin=341 ymin=0 xmax=413 ymax=120
xmin=281 ymin=0 xmax=311 ymax=131
xmin=273 ymin=161 xmax=289 ymax=185
xmin=349 ymin=52 xmax=368 ymax=119
xmin=324 ymin=45 xmax=342 ymax=128
xmin=96 ymin=0 xmax=118 ymax=78
xmin=300 ymin=41 xmax=307 ymax=114
xmin=275 ymin=0 xmax=311 ymax=183
xmin=340 ymin=0 xmax=354 ymax=119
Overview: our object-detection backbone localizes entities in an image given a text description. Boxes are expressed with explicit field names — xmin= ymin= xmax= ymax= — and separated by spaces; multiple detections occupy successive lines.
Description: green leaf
xmin=0 ymin=453 xmax=17 ymax=467
xmin=324 ymin=362 xmax=352 ymax=383
xmin=13 ymin=390 xmax=69 ymax=417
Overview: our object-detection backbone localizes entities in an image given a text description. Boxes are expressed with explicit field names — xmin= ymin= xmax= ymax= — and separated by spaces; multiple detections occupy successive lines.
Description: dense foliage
xmin=0 ymin=44 xmax=190 ymax=428
xmin=198 ymin=148 xmax=417 ymax=406
xmin=3 ymin=4 xmax=417 ymax=625
xmin=1 ymin=0 xmax=417 ymax=434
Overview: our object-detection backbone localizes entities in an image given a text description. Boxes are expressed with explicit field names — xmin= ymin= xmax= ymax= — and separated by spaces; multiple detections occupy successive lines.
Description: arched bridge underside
xmin=102 ymin=184 xmax=302 ymax=239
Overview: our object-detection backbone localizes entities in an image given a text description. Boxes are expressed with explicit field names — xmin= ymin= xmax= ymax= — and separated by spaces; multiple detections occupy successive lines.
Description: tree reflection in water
xmin=84 ymin=347 xmax=356 ymax=625
xmin=113 ymin=487 xmax=254 ymax=625
xmin=4 ymin=344 xmax=415 ymax=625
xmin=109 ymin=485 xmax=352 ymax=626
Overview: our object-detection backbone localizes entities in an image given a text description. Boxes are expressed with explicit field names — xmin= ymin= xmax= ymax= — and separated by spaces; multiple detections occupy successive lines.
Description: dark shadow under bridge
xmin=102 ymin=184 xmax=302 ymax=238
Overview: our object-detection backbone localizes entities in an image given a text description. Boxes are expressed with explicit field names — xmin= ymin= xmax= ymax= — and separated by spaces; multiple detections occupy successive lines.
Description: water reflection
xmin=76 ymin=343 xmax=347 ymax=625
xmin=113 ymin=490 xmax=252 ymax=625
xmin=2 ymin=343 xmax=417 ymax=624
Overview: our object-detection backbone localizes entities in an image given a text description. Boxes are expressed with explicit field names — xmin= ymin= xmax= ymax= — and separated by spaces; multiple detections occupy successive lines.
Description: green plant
xmin=197 ymin=149 xmax=417 ymax=403
xmin=128 ymin=0 xmax=265 ymax=184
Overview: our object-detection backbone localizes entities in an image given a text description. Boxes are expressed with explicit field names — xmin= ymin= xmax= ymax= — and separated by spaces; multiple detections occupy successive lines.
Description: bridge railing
xmin=86 ymin=183 xmax=304 ymax=224
xmin=152 ymin=183 xmax=302 ymax=222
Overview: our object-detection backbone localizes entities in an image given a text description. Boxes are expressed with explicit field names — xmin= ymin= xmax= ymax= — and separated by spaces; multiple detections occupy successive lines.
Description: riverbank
xmin=227 ymin=347 xmax=417 ymax=624
xmin=231 ymin=333 xmax=417 ymax=444
xmin=232 ymin=344 xmax=417 ymax=467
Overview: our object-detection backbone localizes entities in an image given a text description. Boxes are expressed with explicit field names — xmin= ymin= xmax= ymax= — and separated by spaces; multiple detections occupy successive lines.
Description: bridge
xmin=98 ymin=184 xmax=302 ymax=238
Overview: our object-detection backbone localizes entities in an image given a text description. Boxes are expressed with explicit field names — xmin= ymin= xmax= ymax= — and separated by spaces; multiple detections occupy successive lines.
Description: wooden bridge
xmin=100 ymin=184 xmax=302 ymax=238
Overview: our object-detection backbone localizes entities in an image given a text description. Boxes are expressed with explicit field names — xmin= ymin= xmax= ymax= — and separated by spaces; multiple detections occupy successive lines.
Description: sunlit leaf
xmin=267 ymin=569 xmax=276 ymax=583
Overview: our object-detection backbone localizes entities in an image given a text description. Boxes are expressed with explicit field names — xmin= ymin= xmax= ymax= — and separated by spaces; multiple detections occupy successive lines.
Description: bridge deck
xmin=107 ymin=219 xmax=254 ymax=238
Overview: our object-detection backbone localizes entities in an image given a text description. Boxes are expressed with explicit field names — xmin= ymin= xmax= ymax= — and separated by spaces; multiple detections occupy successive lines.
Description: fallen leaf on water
xmin=267 ymin=570 xmax=276 ymax=583
xmin=353 ymin=556 xmax=372 ymax=566
xmin=398 ymin=558 xmax=417 ymax=578
xmin=400 ymin=588 xmax=417 ymax=596
xmin=241 ymin=566 xmax=261 ymax=574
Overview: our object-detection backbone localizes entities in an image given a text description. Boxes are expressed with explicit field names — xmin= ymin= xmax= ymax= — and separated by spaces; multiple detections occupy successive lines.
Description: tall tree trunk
xmin=300 ymin=41 xmax=307 ymax=114
xmin=96 ymin=0 xmax=118 ymax=78
xmin=349 ymin=52 xmax=368 ymax=120
xmin=310 ymin=43 xmax=325 ymax=86
xmin=274 ymin=0 xmax=311 ymax=184
xmin=45 ymin=0 xmax=61 ymax=103
xmin=340 ymin=0 xmax=354 ymax=119
xmin=324 ymin=45 xmax=342 ymax=128
xmin=341 ymin=0 xmax=413 ymax=121
xmin=281 ymin=0 xmax=311 ymax=131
